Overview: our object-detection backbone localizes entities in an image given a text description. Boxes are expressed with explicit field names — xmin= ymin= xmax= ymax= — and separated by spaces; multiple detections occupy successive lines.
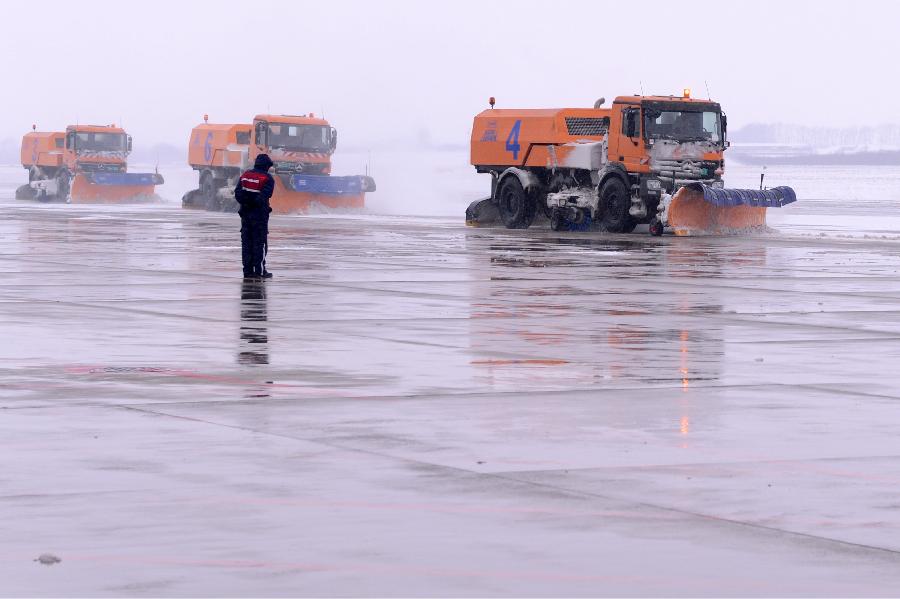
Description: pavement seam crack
xmin=0 ymin=381 xmax=798 ymax=411
xmin=116 ymin=404 xmax=900 ymax=562
xmin=489 ymin=453 xmax=900 ymax=475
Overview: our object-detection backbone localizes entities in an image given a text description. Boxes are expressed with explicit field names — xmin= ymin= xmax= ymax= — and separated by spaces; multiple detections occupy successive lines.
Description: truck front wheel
xmin=597 ymin=178 xmax=636 ymax=233
xmin=497 ymin=176 xmax=536 ymax=229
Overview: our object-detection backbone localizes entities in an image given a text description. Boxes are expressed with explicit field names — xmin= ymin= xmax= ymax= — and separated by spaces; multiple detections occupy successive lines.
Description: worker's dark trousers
xmin=240 ymin=216 xmax=268 ymax=276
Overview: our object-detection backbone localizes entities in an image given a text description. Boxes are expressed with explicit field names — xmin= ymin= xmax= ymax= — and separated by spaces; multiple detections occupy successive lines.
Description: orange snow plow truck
xmin=467 ymin=92 xmax=796 ymax=235
xmin=17 ymin=125 xmax=163 ymax=203
xmin=182 ymin=113 xmax=375 ymax=213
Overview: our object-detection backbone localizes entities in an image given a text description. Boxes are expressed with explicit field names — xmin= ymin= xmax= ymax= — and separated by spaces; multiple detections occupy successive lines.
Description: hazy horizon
xmin=2 ymin=0 xmax=897 ymax=150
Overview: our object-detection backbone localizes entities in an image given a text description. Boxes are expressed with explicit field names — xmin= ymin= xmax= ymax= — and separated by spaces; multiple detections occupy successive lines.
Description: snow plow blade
xmin=181 ymin=189 xmax=232 ymax=212
xmin=269 ymin=174 xmax=376 ymax=214
xmin=665 ymin=183 xmax=797 ymax=235
xmin=70 ymin=172 xmax=164 ymax=203
xmin=465 ymin=198 xmax=500 ymax=226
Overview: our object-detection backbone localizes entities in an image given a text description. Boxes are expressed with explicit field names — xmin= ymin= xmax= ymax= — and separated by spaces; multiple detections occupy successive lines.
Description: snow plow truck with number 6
xmin=17 ymin=124 xmax=163 ymax=203
xmin=467 ymin=92 xmax=796 ymax=235
xmin=182 ymin=113 xmax=375 ymax=214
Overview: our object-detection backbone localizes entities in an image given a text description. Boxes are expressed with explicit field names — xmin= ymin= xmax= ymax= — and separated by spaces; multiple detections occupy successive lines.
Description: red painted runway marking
xmin=471 ymin=359 xmax=569 ymax=366
xmin=62 ymin=364 xmax=352 ymax=396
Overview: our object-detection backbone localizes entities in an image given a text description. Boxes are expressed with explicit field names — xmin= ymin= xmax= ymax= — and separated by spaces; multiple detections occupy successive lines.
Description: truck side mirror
xmin=721 ymin=113 xmax=728 ymax=141
xmin=330 ymin=127 xmax=337 ymax=152
xmin=126 ymin=135 xmax=133 ymax=152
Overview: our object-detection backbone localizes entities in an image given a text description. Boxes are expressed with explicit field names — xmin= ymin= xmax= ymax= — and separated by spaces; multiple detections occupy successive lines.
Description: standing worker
xmin=235 ymin=154 xmax=275 ymax=279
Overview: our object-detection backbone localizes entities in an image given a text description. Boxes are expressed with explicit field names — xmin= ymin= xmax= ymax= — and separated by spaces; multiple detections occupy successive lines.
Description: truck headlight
xmin=646 ymin=179 xmax=661 ymax=191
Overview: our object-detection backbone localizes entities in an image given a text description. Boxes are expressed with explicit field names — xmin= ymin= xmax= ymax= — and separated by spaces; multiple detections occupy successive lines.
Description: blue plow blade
xmin=685 ymin=183 xmax=797 ymax=208
xmin=83 ymin=172 xmax=165 ymax=186
xmin=287 ymin=175 xmax=376 ymax=194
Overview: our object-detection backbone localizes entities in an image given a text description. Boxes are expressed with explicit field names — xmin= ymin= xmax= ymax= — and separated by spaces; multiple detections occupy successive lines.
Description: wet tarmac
xmin=3 ymin=201 xmax=900 ymax=596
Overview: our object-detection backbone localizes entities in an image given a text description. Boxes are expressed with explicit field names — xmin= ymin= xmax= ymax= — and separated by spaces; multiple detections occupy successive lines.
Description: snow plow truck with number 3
xmin=467 ymin=91 xmax=796 ymax=235
xmin=182 ymin=113 xmax=375 ymax=214
xmin=17 ymin=124 xmax=163 ymax=203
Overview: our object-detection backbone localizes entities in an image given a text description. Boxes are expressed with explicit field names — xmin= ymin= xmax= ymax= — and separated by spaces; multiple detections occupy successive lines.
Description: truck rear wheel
xmin=200 ymin=171 xmax=216 ymax=205
xmin=597 ymin=178 xmax=636 ymax=233
xmin=498 ymin=176 xmax=536 ymax=229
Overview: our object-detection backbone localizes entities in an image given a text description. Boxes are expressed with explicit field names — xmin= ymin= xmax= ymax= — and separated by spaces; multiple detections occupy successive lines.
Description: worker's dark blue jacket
xmin=234 ymin=155 xmax=275 ymax=219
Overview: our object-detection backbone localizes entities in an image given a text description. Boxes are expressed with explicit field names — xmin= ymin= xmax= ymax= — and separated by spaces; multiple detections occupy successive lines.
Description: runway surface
xmin=2 ymin=199 xmax=900 ymax=596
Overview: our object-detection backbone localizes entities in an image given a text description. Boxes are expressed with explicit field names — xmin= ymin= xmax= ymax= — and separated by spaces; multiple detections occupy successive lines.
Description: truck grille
xmin=77 ymin=162 xmax=126 ymax=173
xmin=565 ymin=117 xmax=609 ymax=136
xmin=652 ymin=160 xmax=720 ymax=179
xmin=274 ymin=162 xmax=328 ymax=175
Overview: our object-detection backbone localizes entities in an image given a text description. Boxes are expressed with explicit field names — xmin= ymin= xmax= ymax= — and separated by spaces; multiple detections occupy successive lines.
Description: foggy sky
xmin=2 ymin=0 xmax=896 ymax=149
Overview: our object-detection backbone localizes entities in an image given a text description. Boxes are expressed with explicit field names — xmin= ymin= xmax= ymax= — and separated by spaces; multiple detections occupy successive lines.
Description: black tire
xmin=550 ymin=208 xmax=565 ymax=231
xmin=219 ymin=196 xmax=240 ymax=213
xmin=649 ymin=218 xmax=664 ymax=236
xmin=15 ymin=184 xmax=36 ymax=200
xmin=597 ymin=177 xmax=636 ymax=233
xmin=497 ymin=176 xmax=537 ymax=229
xmin=181 ymin=189 xmax=202 ymax=209
xmin=55 ymin=170 xmax=70 ymax=202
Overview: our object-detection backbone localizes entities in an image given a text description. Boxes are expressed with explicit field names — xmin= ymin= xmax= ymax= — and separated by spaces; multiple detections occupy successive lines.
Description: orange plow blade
xmin=70 ymin=172 xmax=163 ymax=203
xmin=269 ymin=174 xmax=375 ymax=214
xmin=663 ymin=183 xmax=796 ymax=236
xmin=269 ymin=178 xmax=365 ymax=214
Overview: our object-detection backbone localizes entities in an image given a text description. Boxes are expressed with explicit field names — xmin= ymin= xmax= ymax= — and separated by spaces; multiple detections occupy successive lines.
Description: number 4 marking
xmin=505 ymin=119 xmax=522 ymax=160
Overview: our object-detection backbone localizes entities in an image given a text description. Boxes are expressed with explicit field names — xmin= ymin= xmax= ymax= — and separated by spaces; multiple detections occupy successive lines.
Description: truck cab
xmin=251 ymin=114 xmax=337 ymax=175
xmin=608 ymin=94 xmax=727 ymax=194
xmin=64 ymin=125 xmax=132 ymax=174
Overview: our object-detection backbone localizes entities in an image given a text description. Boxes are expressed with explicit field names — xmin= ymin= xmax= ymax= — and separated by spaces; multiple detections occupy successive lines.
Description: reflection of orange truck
xmin=182 ymin=113 xmax=375 ymax=213
xmin=468 ymin=92 xmax=795 ymax=235
xmin=17 ymin=124 xmax=163 ymax=202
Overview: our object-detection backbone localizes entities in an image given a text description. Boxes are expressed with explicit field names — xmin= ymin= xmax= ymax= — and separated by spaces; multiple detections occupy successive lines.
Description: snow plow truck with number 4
xmin=182 ymin=113 xmax=375 ymax=214
xmin=17 ymin=124 xmax=163 ymax=203
xmin=467 ymin=91 xmax=796 ymax=235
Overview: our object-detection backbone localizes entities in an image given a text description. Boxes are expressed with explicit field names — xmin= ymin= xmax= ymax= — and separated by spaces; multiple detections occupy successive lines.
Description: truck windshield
xmin=75 ymin=132 xmax=127 ymax=152
xmin=644 ymin=110 xmax=721 ymax=143
xmin=268 ymin=124 xmax=331 ymax=152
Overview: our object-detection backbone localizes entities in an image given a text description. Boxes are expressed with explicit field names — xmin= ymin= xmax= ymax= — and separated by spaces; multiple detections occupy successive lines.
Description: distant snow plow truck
xmin=182 ymin=113 xmax=375 ymax=214
xmin=17 ymin=125 xmax=163 ymax=203
xmin=467 ymin=92 xmax=796 ymax=235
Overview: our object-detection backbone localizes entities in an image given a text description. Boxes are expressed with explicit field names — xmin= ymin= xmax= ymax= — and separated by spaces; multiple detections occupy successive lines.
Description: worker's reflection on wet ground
xmin=238 ymin=279 xmax=269 ymax=366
